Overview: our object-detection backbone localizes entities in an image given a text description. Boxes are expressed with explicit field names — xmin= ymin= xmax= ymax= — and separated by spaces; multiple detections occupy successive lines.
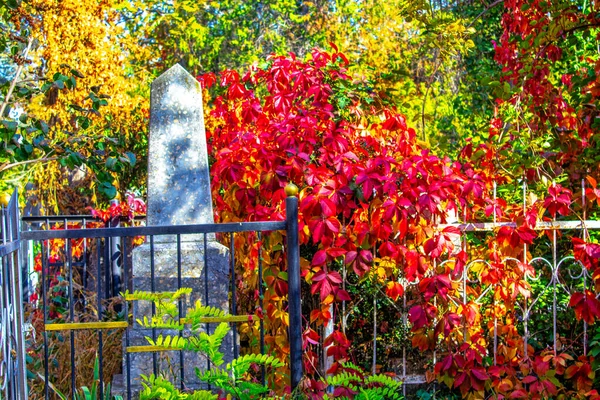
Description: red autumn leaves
xmin=204 ymin=45 xmax=600 ymax=398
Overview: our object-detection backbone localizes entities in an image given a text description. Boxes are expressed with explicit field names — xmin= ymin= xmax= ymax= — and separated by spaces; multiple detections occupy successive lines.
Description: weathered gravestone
xmin=124 ymin=64 xmax=232 ymax=395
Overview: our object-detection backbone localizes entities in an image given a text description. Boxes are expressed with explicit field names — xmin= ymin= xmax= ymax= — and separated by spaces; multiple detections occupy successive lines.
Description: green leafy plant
xmin=45 ymin=353 xmax=123 ymax=400
xmin=138 ymin=374 xmax=216 ymax=400
xmin=321 ymin=362 xmax=403 ymax=400
xmin=125 ymin=289 xmax=284 ymax=399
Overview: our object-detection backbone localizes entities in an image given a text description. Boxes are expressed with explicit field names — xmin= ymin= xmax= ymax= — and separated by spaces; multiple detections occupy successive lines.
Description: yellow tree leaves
xmin=307 ymin=0 xmax=475 ymax=145
xmin=26 ymin=0 xmax=150 ymax=211
xmin=29 ymin=0 xmax=146 ymax=130
xmin=121 ymin=0 xmax=314 ymax=74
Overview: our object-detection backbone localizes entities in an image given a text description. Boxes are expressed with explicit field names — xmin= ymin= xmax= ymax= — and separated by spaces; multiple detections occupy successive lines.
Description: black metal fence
xmin=14 ymin=192 xmax=302 ymax=399
xmin=0 ymin=190 xmax=28 ymax=399
xmin=20 ymin=214 xmax=146 ymax=302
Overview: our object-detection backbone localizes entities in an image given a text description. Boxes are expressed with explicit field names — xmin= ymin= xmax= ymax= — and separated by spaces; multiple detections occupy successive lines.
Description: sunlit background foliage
xmin=4 ymin=0 xmax=600 ymax=398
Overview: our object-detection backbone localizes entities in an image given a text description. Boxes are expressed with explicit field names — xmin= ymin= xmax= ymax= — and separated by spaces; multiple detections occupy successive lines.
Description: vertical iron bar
xmin=431 ymin=216 xmax=437 ymax=399
xmin=257 ymin=232 xmax=265 ymax=385
xmin=462 ymin=208 xmax=467 ymax=343
xmin=1 ymin=206 xmax=5 ymax=400
xmin=105 ymin=222 xmax=111 ymax=301
xmin=177 ymin=234 xmax=184 ymax=390
xmin=493 ymin=181 xmax=498 ymax=364
xmin=372 ymin=297 xmax=377 ymax=375
xmin=553 ymin=225 xmax=558 ymax=356
xmin=82 ymin=217 xmax=87 ymax=291
xmin=551 ymin=181 xmax=558 ymax=356
xmin=0 ymin=206 xmax=7 ymax=400
xmin=42 ymin=235 xmax=49 ymax=400
xmin=203 ymin=233 xmax=211 ymax=389
xmin=582 ymin=178 xmax=588 ymax=356
xmin=67 ymin=236 xmax=76 ymax=399
xmin=2 ymin=194 xmax=27 ymax=400
xmin=24 ymin=213 xmax=34 ymax=306
xmin=1 ymin=208 xmax=9 ymax=400
xmin=1 ymin=206 xmax=6 ymax=400
xmin=203 ymin=233 xmax=209 ymax=309
xmin=522 ymin=179 xmax=529 ymax=359
xmin=286 ymin=192 xmax=302 ymax=391
xmin=4 ymin=227 xmax=9 ymax=400
xmin=98 ymin=237 xmax=104 ymax=400
xmin=402 ymin=288 xmax=407 ymax=397
xmin=230 ymin=233 xmax=238 ymax=359
xmin=3 ymin=258 xmax=10 ymax=400
xmin=13 ymin=197 xmax=26 ymax=400
xmin=123 ymin=237 xmax=132 ymax=400
xmin=433 ymin=278 xmax=437 ymax=398
xmin=150 ymin=235 xmax=158 ymax=375
xmin=110 ymin=200 xmax=121 ymax=297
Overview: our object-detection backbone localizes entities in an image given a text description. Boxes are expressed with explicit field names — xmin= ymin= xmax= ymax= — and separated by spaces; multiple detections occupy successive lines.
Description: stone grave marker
xmin=122 ymin=64 xmax=232 ymax=396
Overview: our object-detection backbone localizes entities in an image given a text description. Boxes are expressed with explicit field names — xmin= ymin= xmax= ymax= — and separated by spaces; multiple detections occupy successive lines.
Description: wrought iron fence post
xmin=109 ymin=198 xmax=121 ymax=298
xmin=285 ymin=184 xmax=303 ymax=393
xmin=0 ymin=190 xmax=28 ymax=399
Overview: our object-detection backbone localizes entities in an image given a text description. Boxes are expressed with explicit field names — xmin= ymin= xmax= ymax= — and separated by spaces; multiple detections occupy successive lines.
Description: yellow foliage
xmin=27 ymin=0 xmax=151 ymax=211
xmin=308 ymin=0 xmax=475 ymax=144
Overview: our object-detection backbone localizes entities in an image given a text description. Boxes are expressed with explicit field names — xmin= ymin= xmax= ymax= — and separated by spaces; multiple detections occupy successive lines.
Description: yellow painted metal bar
xmin=180 ymin=315 xmax=254 ymax=324
xmin=127 ymin=346 xmax=181 ymax=353
xmin=44 ymin=315 xmax=255 ymax=332
xmin=45 ymin=321 xmax=128 ymax=331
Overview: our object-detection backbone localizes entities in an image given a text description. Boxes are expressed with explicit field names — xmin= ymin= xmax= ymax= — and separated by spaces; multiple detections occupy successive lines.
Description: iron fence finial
xmin=285 ymin=183 xmax=299 ymax=197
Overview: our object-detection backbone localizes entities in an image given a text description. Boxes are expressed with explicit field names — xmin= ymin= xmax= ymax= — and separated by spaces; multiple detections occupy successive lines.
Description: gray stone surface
xmin=125 ymin=241 xmax=233 ymax=394
xmin=146 ymin=63 xmax=214 ymax=229
xmin=131 ymin=240 xmax=230 ymax=322
xmin=122 ymin=64 xmax=233 ymax=397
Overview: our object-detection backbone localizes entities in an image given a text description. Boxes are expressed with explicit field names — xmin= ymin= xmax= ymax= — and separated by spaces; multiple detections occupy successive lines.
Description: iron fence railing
xmin=21 ymin=214 xmax=146 ymax=301
xmin=0 ymin=190 xmax=28 ymax=399
xmin=388 ymin=179 xmax=600 ymax=396
xmin=17 ymin=193 xmax=301 ymax=399
xmin=11 ymin=177 xmax=600 ymax=398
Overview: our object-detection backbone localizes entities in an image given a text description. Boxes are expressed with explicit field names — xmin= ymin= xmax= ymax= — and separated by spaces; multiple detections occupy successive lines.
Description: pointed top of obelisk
xmin=146 ymin=63 xmax=214 ymax=228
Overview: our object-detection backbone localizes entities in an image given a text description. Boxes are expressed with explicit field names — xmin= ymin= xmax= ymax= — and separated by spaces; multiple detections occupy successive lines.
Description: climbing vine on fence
xmin=201 ymin=46 xmax=600 ymax=399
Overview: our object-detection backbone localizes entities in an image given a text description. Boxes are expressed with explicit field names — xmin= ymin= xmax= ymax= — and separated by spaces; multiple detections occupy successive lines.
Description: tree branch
xmin=467 ymin=0 xmax=504 ymax=29
xmin=0 ymin=37 xmax=34 ymax=119
xmin=0 ymin=155 xmax=59 ymax=173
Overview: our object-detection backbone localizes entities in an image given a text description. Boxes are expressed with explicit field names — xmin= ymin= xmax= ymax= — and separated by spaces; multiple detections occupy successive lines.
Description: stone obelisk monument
xmin=126 ymin=64 xmax=231 ymax=394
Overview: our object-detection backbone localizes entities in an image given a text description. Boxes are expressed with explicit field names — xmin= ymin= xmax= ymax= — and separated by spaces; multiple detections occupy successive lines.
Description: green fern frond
xmin=139 ymin=374 xmax=180 ymax=400
xmin=157 ymin=301 xmax=179 ymax=318
xmin=187 ymin=303 xmax=226 ymax=320
xmin=123 ymin=289 xmax=190 ymax=302
xmin=172 ymin=287 xmax=193 ymax=299
xmin=146 ymin=334 xmax=187 ymax=350
xmin=210 ymin=323 xmax=229 ymax=348
xmin=326 ymin=371 xmax=362 ymax=387
xmin=226 ymin=353 xmax=286 ymax=376
xmin=183 ymin=326 xmax=227 ymax=366
xmin=129 ymin=289 xmax=280 ymax=400
xmin=137 ymin=315 xmax=184 ymax=330
xmin=186 ymin=391 xmax=218 ymax=400
xmin=139 ymin=374 xmax=217 ymax=400
xmin=323 ymin=395 xmax=351 ymax=400
xmin=358 ymin=386 xmax=403 ymax=400
xmin=185 ymin=333 xmax=210 ymax=353
xmin=195 ymin=368 xmax=230 ymax=386
xmin=339 ymin=361 xmax=366 ymax=375
xmin=231 ymin=380 xmax=270 ymax=396
xmin=364 ymin=374 xmax=402 ymax=390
